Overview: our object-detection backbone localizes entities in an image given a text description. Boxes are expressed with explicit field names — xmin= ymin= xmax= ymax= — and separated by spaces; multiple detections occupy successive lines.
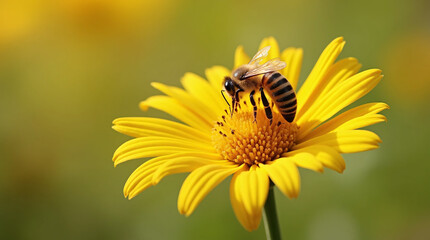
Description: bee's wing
xmin=243 ymin=58 xmax=286 ymax=79
xmin=249 ymin=46 xmax=271 ymax=65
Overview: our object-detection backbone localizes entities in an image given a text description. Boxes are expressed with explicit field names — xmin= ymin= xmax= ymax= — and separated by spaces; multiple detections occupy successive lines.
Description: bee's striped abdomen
xmin=262 ymin=72 xmax=297 ymax=122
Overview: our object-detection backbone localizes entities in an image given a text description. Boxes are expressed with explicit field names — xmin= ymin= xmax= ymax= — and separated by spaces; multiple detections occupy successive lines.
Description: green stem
xmin=263 ymin=185 xmax=282 ymax=240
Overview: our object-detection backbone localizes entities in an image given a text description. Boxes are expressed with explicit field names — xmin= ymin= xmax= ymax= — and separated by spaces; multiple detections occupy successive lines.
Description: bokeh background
xmin=1 ymin=0 xmax=429 ymax=239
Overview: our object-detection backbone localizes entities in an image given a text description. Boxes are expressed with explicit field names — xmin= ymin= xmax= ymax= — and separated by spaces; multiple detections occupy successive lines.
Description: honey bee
xmin=222 ymin=46 xmax=297 ymax=124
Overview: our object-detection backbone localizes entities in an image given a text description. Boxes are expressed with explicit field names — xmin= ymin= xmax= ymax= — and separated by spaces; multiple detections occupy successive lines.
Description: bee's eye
xmin=224 ymin=78 xmax=235 ymax=94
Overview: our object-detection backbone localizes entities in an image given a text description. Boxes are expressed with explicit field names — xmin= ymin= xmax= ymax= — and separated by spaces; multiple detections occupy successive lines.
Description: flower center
xmin=212 ymin=106 xmax=298 ymax=166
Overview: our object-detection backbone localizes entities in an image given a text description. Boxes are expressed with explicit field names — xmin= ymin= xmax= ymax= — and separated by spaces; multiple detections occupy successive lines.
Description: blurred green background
xmin=1 ymin=0 xmax=429 ymax=239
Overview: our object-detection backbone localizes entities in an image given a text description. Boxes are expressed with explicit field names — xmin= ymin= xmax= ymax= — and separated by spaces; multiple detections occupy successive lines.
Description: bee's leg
xmin=249 ymin=90 xmax=257 ymax=123
xmin=260 ymin=87 xmax=273 ymax=125
xmin=232 ymin=89 xmax=242 ymax=118
xmin=231 ymin=97 xmax=236 ymax=118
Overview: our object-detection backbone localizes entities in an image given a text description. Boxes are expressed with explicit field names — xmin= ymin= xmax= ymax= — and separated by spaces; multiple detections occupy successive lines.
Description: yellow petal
xmin=298 ymin=69 xmax=383 ymax=138
xmin=178 ymin=162 xmax=242 ymax=216
xmin=303 ymin=102 xmax=389 ymax=141
xmin=181 ymin=72 xmax=225 ymax=115
xmin=294 ymin=130 xmax=382 ymax=153
xmin=285 ymin=145 xmax=345 ymax=173
xmin=336 ymin=114 xmax=386 ymax=130
xmin=230 ymin=168 xmax=252 ymax=231
xmin=297 ymin=37 xmax=345 ymax=115
xmin=205 ymin=65 xmax=231 ymax=90
xmin=281 ymin=47 xmax=303 ymax=90
xmin=113 ymin=136 xmax=215 ymax=166
xmin=140 ymin=95 xmax=212 ymax=132
xmin=123 ymin=155 xmax=170 ymax=199
xmin=296 ymin=57 xmax=361 ymax=123
xmin=230 ymin=166 xmax=269 ymax=231
xmin=258 ymin=37 xmax=280 ymax=63
xmin=317 ymin=58 xmax=362 ymax=98
xmin=124 ymin=152 xmax=223 ymax=199
xmin=238 ymin=166 xmax=269 ymax=217
xmin=260 ymin=159 xmax=300 ymax=198
xmin=112 ymin=117 xmax=211 ymax=142
xmin=234 ymin=45 xmax=250 ymax=69
xmin=150 ymin=82 xmax=219 ymax=122
xmin=152 ymin=154 xmax=223 ymax=185
xmin=289 ymin=152 xmax=324 ymax=173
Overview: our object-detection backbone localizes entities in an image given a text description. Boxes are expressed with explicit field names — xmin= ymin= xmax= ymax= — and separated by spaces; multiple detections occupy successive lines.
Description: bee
xmin=222 ymin=46 xmax=297 ymax=124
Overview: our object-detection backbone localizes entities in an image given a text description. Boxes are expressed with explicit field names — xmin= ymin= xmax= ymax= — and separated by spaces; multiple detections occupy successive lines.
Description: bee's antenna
xmin=221 ymin=90 xmax=231 ymax=115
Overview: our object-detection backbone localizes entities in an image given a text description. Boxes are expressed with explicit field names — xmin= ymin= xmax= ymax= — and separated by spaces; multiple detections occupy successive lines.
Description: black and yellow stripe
xmin=262 ymin=72 xmax=297 ymax=122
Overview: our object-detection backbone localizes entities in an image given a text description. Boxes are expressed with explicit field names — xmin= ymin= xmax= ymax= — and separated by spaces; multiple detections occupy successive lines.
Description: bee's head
xmin=223 ymin=76 xmax=236 ymax=97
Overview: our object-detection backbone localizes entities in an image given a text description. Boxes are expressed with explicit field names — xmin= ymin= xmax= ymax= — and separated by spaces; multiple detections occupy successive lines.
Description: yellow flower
xmin=112 ymin=37 xmax=388 ymax=231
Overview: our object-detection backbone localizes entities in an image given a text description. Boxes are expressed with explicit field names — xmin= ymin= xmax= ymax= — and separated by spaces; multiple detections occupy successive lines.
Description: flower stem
xmin=263 ymin=185 xmax=282 ymax=240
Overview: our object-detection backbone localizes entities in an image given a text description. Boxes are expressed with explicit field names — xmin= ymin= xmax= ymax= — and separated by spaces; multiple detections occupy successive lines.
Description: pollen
xmin=212 ymin=108 xmax=298 ymax=166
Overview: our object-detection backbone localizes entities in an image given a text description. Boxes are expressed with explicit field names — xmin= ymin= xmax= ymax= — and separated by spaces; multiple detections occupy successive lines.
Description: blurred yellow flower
xmin=0 ymin=0 xmax=176 ymax=49
xmin=112 ymin=37 xmax=388 ymax=231
xmin=0 ymin=0 xmax=44 ymax=47
xmin=383 ymin=31 xmax=430 ymax=105
xmin=57 ymin=0 xmax=174 ymax=37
